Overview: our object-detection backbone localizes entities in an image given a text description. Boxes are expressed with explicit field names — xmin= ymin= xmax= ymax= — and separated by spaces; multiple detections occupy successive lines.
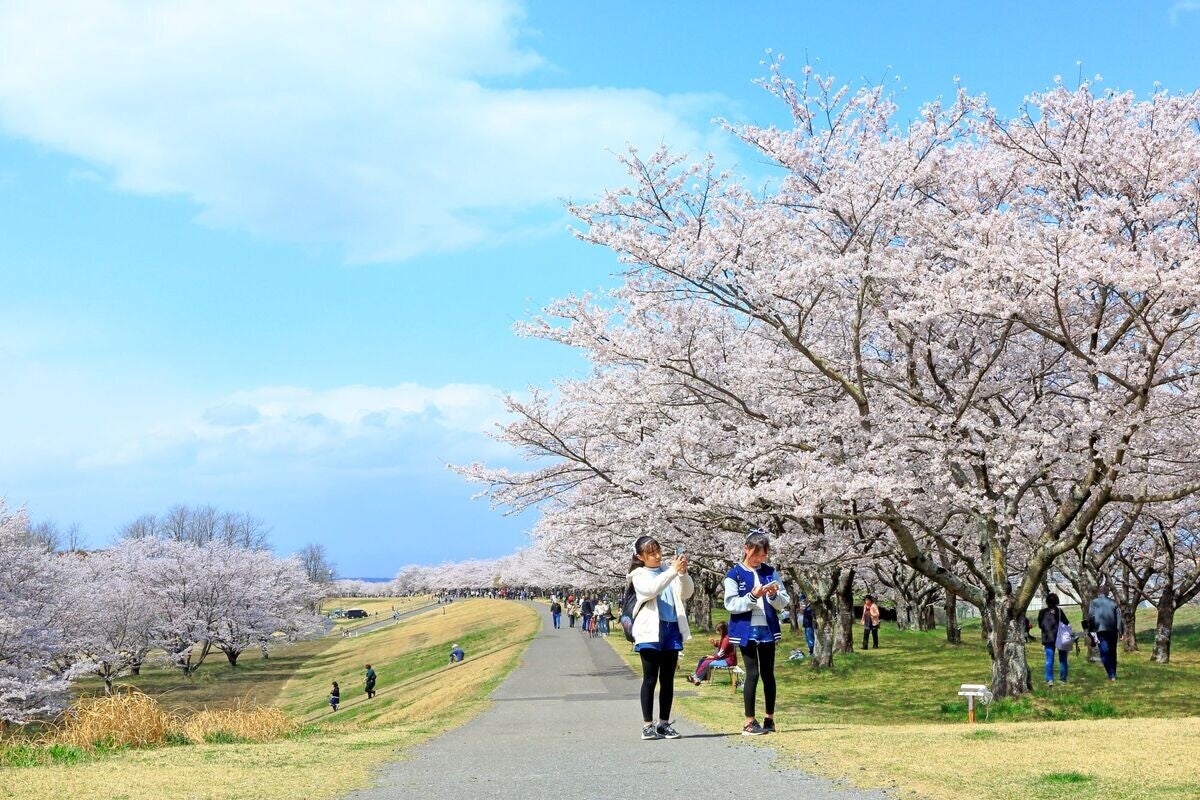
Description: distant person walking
xmin=594 ymin=598 xmax=611 ymax=637
xmin=801 ymin=597 xmax=816 ymax=656
xmin=364 ymin=664 xmax=377 ymax=699
xmin=550 ymin=600 xmax=562 ymax=629
xmin=629 ymin=534 xmax=693 ymax=741
xmin=567 ymin=599 xmax=579 ymax=629
xmin=1088 ymin=587 xmax=1123 ymax=681
xmin=861 ymin=595 xmax=881 ymax=650
xmin=1037 ymin=593 xmax=1070 ymax=685
xmin=581 ymin=596 xmax=595 ymax=634
xmin=725 ymin=530 xmax=790 ymax=736
xmin=329 ymin=681 xmax=340 ymax=712
xmin=449 ymin=643 xmax=465 ymax=664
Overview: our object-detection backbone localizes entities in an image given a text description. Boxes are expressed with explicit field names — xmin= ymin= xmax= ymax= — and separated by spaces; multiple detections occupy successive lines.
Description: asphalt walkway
xmin=344 ymin=602 xmax=889 ymax=799
xmin=339 ymin=602 xmax=442 ymax=636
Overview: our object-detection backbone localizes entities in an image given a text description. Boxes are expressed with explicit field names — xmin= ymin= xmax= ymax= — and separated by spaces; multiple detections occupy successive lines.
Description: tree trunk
xmin=789 ymin=566 xmax=838 ymax=669
xmin=919 ymin=604 xmax=936 ymax=631
xmin=1078 ymin=570 xmax=1100 ymax=663
xmin=945 ymin=591 xmax=961 ymax=644
xmin=896 ymin=601 xmax=916 ymax=631
xmin=835 ymin=568 xmax=856 ymax=654
xmin=810 ymin=603 xmax=835 ymax=668
xmin=985 ymin=605 xmax=1032 ymax=697
xmin=225 ymin=648 xmax=241 ymax=667
xmin=1120 ymin=599 xmax=1139 ymax=652
xmin=1152 ymin=600 xmax=1175 ymax=664
xmin=103 ymin=674 xmax=114 ymax=696
xmin=130 ymin=659 xmax=141 ymax=676
xmin=690 ymin=572 xmax=717 ymax=632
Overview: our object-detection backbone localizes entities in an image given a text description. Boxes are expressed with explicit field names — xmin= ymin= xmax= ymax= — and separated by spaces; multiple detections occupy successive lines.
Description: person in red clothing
xmin=686 ymin=621 xmax=737 ymax=684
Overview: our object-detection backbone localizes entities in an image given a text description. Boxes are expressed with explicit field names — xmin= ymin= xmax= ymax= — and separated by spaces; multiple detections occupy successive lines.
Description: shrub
xmin=177 ymin=702 xmax=294 ymax=744
xmin=57 ymin=689 xmax=175 ymax=749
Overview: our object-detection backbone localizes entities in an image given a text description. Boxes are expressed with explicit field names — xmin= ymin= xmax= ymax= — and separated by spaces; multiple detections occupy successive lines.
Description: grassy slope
xmin=323 ymin=595 xmax=434 ymax=630
xmin=608 ymin=604 xmax=1200 ymax=800
xmin=1 ymin=599 xmax=539 ymax=800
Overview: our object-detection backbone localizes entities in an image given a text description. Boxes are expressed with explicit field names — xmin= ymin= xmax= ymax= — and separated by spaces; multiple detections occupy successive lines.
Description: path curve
xmin=340 ymin=601 xmax=442 ymax=636
xmin=344 ymin=602 xmax=890 ymax=799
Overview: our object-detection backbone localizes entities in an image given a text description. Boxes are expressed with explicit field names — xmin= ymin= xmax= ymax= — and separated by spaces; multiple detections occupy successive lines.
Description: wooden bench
xmin=708 ymin=664 xmax=745 ymax=693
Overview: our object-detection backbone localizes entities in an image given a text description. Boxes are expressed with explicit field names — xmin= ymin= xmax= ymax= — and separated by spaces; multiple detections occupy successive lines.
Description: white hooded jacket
xmin=628 ymin=565 xmax=694 ymax=646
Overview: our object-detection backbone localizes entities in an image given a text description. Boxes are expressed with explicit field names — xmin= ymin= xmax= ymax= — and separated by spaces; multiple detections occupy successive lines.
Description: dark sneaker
xmin=762 ymin=717 xmax=776 ymax=733
xmin=742 ymin=720 xmax=766 ymax=736
xmin=641 ymin=724 xmax=661 ymax=740
xmin=657 ymin=722 xmax=681 ymax=739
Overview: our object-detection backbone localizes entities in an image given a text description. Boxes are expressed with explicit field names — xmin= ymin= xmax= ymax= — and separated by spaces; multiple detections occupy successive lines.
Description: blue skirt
xmin=634 ymin=620 xmax=684 ymax=652
xmin=745 ymin=625 xmax=776 ymax=644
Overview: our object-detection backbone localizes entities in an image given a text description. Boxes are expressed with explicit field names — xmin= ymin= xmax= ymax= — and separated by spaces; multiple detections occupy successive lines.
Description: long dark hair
xmin=628 ymin=535 xmax=660 ymax=574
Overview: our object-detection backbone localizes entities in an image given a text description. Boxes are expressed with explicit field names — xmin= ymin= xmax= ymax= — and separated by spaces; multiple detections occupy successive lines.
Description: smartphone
xmin=674 ymin=545 xmax=685 ymax=558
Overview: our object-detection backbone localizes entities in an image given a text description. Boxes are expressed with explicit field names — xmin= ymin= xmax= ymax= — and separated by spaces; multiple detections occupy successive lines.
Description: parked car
xmin=344 ymin=608 xmax=368 ymax=619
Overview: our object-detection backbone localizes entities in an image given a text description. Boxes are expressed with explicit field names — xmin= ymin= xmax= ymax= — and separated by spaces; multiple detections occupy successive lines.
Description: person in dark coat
xmin=801 ymin=597 xmax=816 ymax=656
xmin=329 ymin=681 xmax=340 ymax=712
xmin=1088 ymin=587 xmax=1124 ymax=681
xmin=1037 ymin=593 xmax=1070 ymax=685
xmin=364 ymin=664 xmax=377 ymax=699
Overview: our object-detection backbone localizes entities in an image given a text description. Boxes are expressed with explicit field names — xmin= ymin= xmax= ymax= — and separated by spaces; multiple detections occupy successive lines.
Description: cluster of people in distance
xmin=626 ymin=529 xmax=788 ymax=740
xmin=548 ymin=594 xmax=612 ymax=636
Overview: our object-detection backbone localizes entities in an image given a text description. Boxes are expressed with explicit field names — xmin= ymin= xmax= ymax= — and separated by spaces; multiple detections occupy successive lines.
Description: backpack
xmin=1056 ymin=617 xmax=1074 ymax=652
xmin=618 ymin=583 xmax=645 ymax=643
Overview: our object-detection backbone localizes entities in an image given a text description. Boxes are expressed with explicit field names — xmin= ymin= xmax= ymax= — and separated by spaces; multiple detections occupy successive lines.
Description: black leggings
xmin=639 ymin=649 xmax=679 ymax=722
xmin=740 ymin=641 xmax=776 ymax=718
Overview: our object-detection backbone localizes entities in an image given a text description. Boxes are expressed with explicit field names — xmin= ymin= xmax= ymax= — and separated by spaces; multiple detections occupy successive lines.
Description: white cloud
xmin=1169 ymin=1 xmax=1200 ymax=24
xmin=0 ymin=0 xmax=728 ymax=261
xmin=77 ymin=381 xmax=516 ymax=469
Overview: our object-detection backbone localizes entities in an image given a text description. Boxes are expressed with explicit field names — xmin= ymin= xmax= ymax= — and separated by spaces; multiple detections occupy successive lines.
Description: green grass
xmin=670 ymin=603 xmax=1200 ymax=726
xmin=1040 ymin=771 xmax=1094 ymax=785
xmin=605 ymin=602 xmax=1200 ymax=800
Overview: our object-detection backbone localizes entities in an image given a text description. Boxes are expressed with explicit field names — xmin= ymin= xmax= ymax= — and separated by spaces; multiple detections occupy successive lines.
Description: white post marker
xmin=957 ymin=684 xmax=993 ymax=723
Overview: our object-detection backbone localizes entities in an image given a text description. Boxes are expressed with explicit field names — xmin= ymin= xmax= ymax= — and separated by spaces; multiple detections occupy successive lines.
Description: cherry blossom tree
xmin=58 ymin=541 xmax=158 ymax=694
xmin=0 ymin=501 xmax=72 ymax=722
xmin=466 ymin=65 xmax=1200 ymax=697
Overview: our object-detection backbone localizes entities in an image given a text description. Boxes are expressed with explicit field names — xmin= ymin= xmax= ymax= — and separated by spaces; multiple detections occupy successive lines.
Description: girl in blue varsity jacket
xmin=724 ymin=530 xmax=790 ymax=736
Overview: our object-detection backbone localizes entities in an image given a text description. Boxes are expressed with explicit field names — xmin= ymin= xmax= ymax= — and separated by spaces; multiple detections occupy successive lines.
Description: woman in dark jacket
xmin=1037 ymin=593 xmax=1070 ymax=685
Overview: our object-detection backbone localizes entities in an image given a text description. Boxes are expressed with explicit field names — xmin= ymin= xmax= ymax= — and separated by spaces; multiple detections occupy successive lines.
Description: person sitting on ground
xmin=449 ymin=643 xmax=465 ymax=664
xmin=686 ymin=620 xmax=736 ymax=685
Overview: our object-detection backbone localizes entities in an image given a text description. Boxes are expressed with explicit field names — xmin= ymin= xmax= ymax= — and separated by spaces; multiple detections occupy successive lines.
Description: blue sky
xmin=1 ymin=1 xmax=1198 ymax=577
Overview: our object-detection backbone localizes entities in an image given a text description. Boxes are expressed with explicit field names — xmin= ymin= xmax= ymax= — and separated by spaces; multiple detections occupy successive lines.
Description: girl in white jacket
xmin=627 ymin=535 xmax=694 ymax=740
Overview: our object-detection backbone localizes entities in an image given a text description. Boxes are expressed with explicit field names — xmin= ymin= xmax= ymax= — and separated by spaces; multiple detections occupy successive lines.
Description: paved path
xmin=340 ymin=602 xmax=441 ymax=636
xmin=345 ymin=602 xmax=889 ymax=799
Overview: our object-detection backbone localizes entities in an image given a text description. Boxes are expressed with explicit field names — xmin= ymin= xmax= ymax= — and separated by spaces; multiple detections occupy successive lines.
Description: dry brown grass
xmin=48 ymin=689 xmax=295 ymax=750
xmin=765 ymin=717 xmax=1200 ymax=800
xmin=176 ymin=702 xmax=294 ymax=744
xmin=55 ymin=690 xmax=175 ymax=749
